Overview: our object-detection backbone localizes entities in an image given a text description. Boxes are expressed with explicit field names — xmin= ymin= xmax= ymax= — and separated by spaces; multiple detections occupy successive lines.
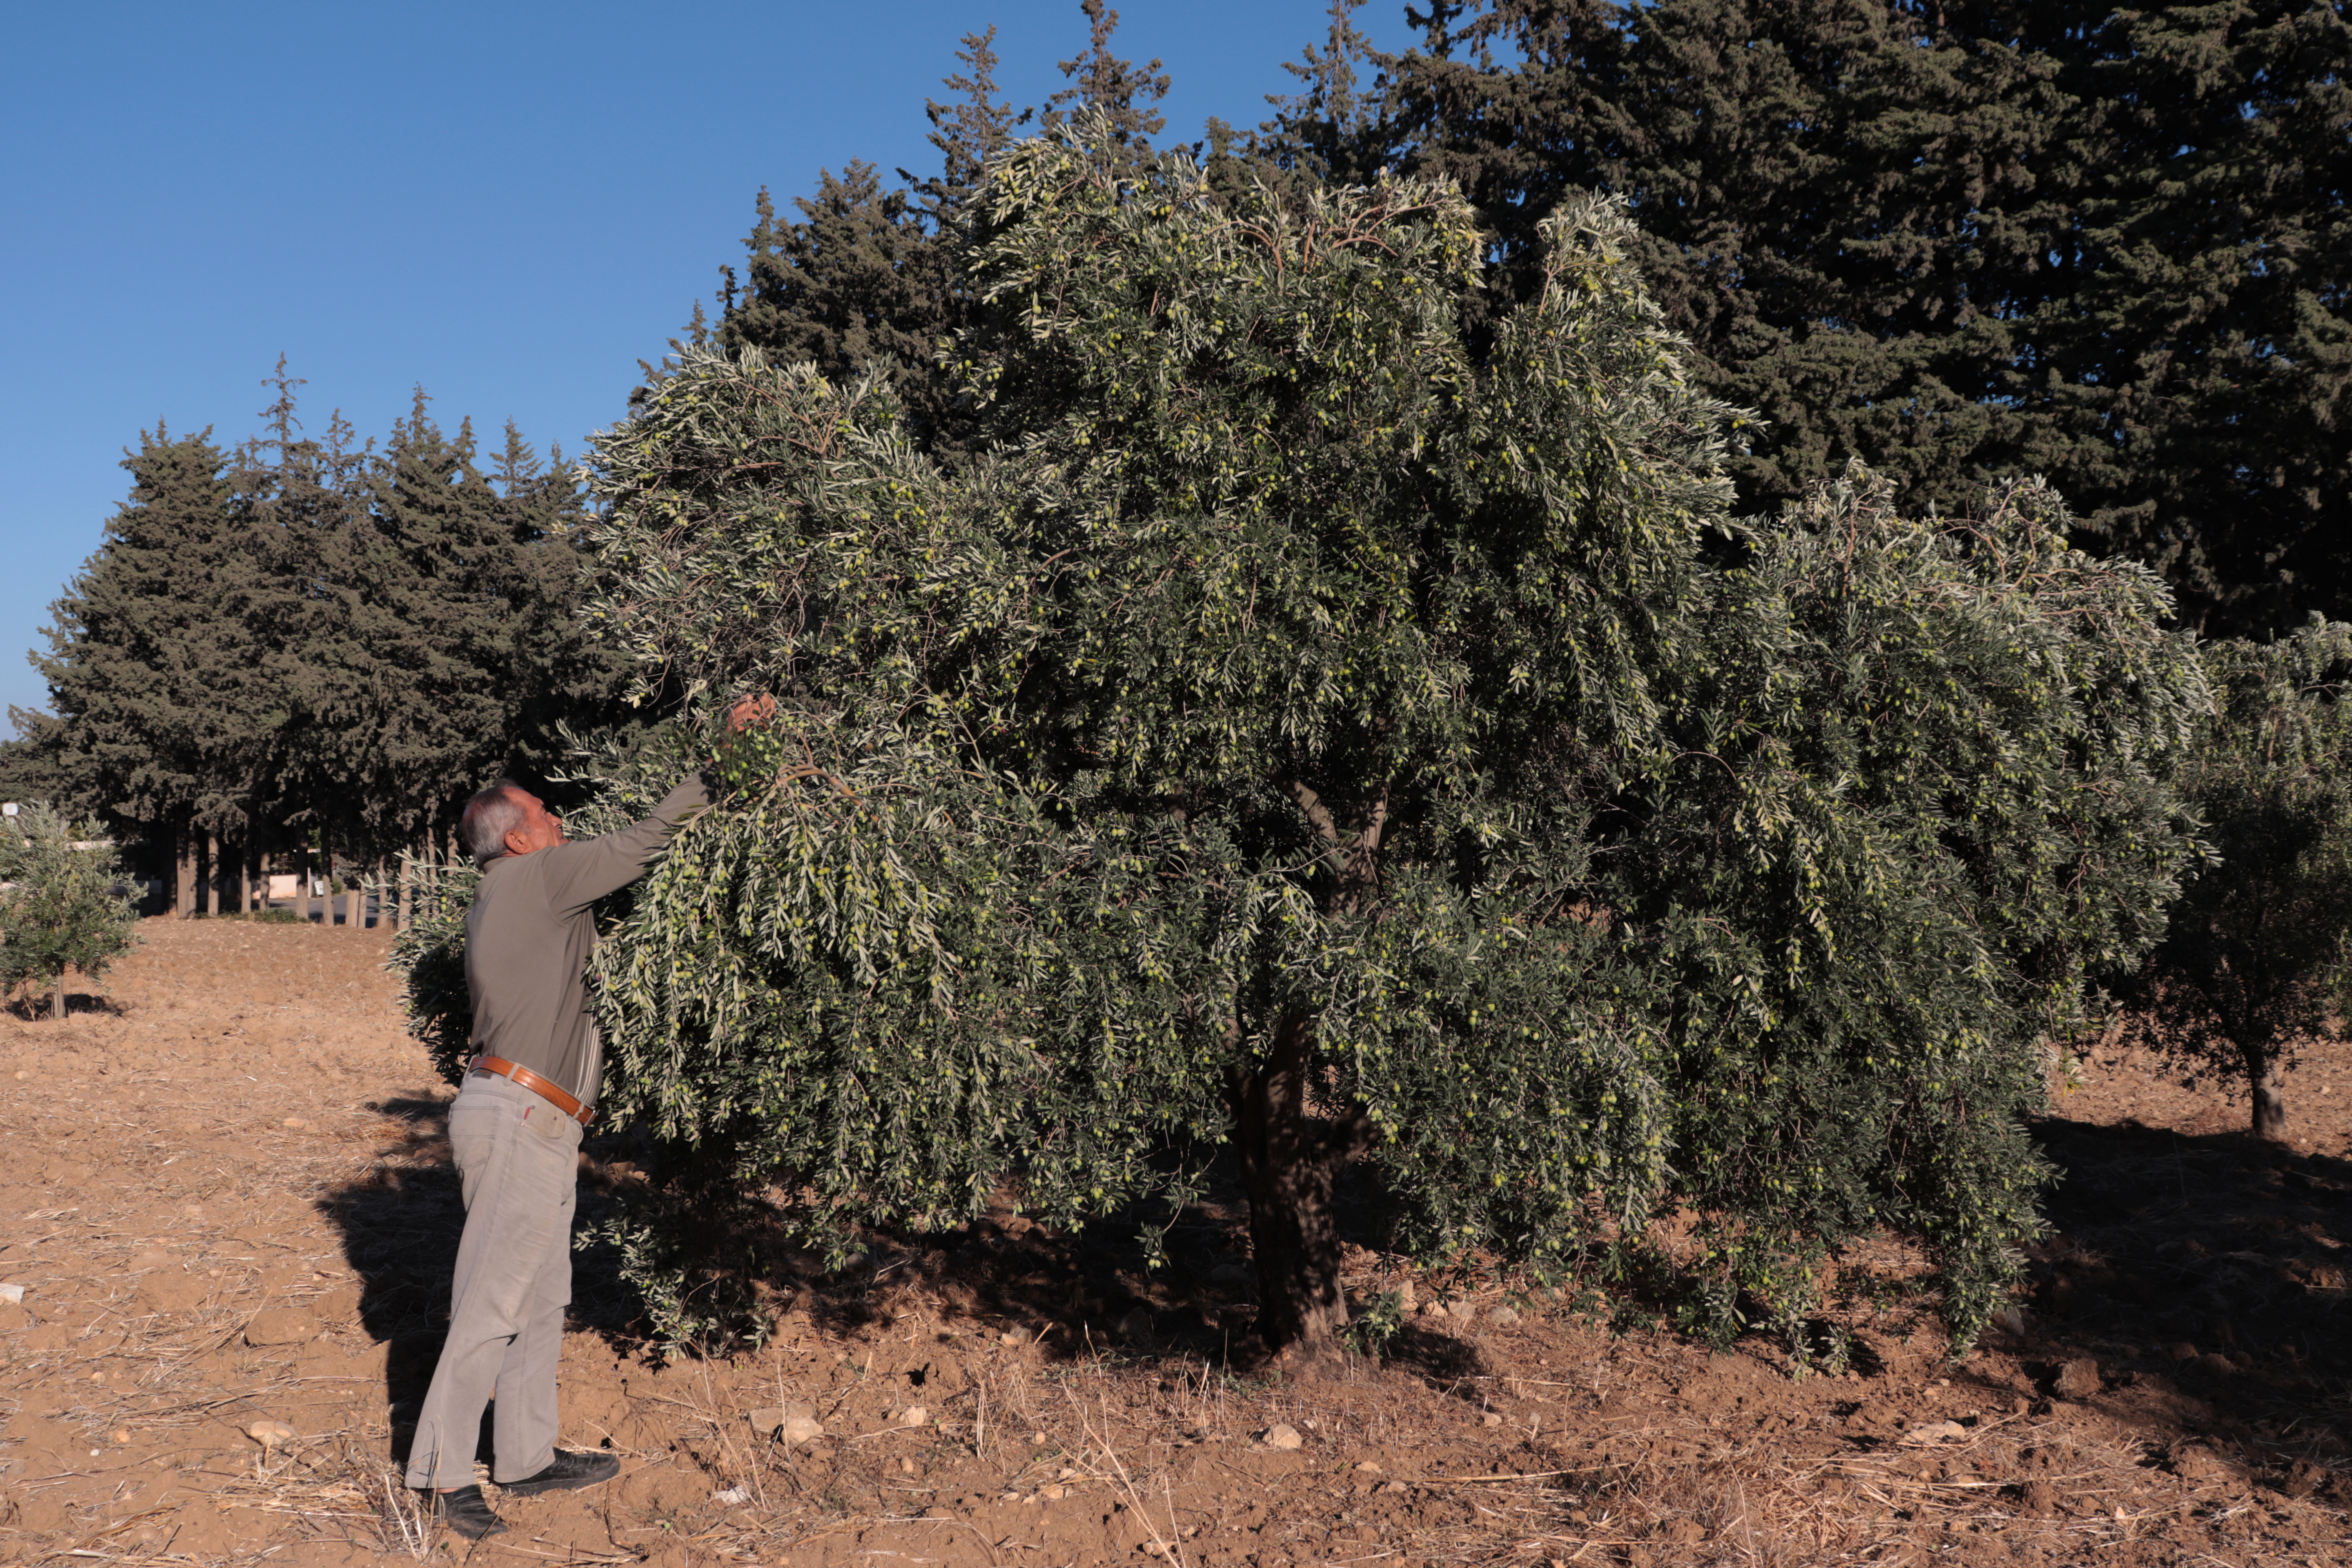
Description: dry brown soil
xmin=4 ymin=919 xmax=2352 ymax=1567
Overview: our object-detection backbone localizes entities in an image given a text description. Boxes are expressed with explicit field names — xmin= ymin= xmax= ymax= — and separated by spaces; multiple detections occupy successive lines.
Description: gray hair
xmin=459 ymin=780 xmax=528 ymax=863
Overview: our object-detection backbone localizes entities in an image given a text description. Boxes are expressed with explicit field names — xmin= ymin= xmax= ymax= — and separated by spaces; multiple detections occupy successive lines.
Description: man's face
xmin=502 ymin=790 xmax=566 ymax=858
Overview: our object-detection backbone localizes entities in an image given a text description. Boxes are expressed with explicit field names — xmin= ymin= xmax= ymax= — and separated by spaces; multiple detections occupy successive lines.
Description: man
xmin=403 ymin=720 xmax=754 ymax=1537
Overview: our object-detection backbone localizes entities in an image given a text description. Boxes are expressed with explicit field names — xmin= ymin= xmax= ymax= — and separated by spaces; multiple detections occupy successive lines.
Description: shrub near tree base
xmin=401 ymin=126 xmax=2205 ymax=1359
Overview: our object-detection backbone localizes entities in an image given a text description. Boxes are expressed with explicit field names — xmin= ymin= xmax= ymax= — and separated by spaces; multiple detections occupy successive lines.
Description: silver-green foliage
xmin=579 ymin=132 xmax=1722 ymax=1345
xmin=1627 ymin=466 xmax=2206 ymax=1339
xmin=402 ymin=124 xmax=2206 ymax=1350
xmin=0 ymin=802 xmax=142 ymax=1014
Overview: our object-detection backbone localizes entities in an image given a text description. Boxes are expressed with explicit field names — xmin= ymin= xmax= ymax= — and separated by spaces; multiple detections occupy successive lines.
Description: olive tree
xmin=0 ymin=802 xmax=142 ymax=1019
xmin=405 ymin=124 xmax=2204 ymax=1357
xmin=2113 ymin=619 xmax=2352 ymax=1139
xmin=582 ymin=134 xmax=1727 ymax=1358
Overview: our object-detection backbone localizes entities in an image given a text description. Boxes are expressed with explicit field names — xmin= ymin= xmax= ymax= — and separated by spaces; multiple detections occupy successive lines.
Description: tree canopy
xmin=451 ymin=123 xmax=2206 ymax=1359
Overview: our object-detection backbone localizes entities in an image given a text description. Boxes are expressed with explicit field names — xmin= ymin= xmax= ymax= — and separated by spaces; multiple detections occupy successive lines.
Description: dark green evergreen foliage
xmin=26 ymin=363 xmax=617 ymax=890
xmin=713 ymin=5 xmax=1168 ymax=456
xmin=0 ymin=802 xmax=142 ymax=1018
xmin=31 ymin=424 xmax=261 ymax=870
xmin=1370 ymin=0 xmax=2352 ymax=635
xmin=406 ymin=127 xmax=2200 ymax=1356
xmin=2044 ymin=4 xmax=2352 ymax=635
xmin=1042 ymin=0 xmax=1170 ymax=146
xmin=2112 ymin=620 xmax=2352 ymax=1140
xmin=332 ymin=396 xmax=599 ymax=856
xmin=717 ymin=171 xmax=962 ymax=445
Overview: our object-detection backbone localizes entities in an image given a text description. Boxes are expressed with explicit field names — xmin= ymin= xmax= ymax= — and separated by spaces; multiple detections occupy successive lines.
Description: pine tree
xmin=1042 ymin=0 xmax=1169 ymax=147
xmin=235 ymin=364 xmax=382 ymax=898
xmin=2026 ymin=2 xmax=2352 ymax=635
xmin=714 ymin=4 xmax=1176 ymax=457
xmin=33 ymin=422 xmax=260 ymax=911
xmin=1374 ymin=0 xmax=2352 ymax=637
xmin=715 ymin=170 xmax=958 ymax=442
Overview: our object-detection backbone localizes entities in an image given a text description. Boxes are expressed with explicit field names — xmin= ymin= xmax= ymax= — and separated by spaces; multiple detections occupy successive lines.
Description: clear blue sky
xmin=0 ymin=1 xmax=1418 ymax=720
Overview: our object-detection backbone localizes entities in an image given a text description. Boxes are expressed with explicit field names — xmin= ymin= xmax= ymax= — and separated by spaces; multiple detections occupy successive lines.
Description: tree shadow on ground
xmin=2018 ymin=1113 xmax=2352 ymax=1498
xmin=4 ymin=990 xmax=125 ymax=1022
xmin=310 ymin=1094 xmax=1488 ymax=1403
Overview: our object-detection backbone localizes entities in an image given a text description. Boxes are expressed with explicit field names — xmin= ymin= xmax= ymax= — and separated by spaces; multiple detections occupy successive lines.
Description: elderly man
xmin=403 ymin=755 xmax=722 ymax=1538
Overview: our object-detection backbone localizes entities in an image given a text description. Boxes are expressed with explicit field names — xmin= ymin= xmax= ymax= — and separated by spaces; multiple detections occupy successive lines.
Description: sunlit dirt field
xmin=3 ymin=918 xmax=2349 ymax=1566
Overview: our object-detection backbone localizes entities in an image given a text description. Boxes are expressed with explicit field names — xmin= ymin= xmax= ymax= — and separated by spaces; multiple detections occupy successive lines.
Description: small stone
xmin=1262 ymin=1423 xmax=1304 ymax=1450
xmin=2051 ymin=1358 xmax=2101 ymax=1400
xmin=1031 ymin=1431 xmax=1047 ymax=1445
xmin=747 ymin=1404 xmax=823 ymax=1445
xmin=245 ymin=1419 xmax=295 ymax=1450
xmin=2020 ymin=1479 xmax=2057 ymax=1515
xmin=1449 ymin=1301 xmax=1477 ymax=1327
xmin=1419 ymin=1300 xmax=1448 ymax=1319
xmin=1396 ymin=1279 xmax=1417 ymax=1311
xmin=712 ymin=1485 xmax=749 ymax=1505
xmin=1481 ymin=1412 xmax=1504 ymax=1427
xmin=2199 ymin=1352 xmax=2237 ymax=1377
xmin=1355 ymin=1460 xmax=1383 ymax=1473
xmin=280 ymin=1117 xmax=306 ymax=1129
xmin=1488 ymin=1305 xmax=1521 ymax=1327
xmin=1994 ymin=1308 xmax=2026 ymax=1336
xmin=1380 ymin=1479 xmax=1408 ymax=1494
xmin=1906 ymin=1420 xmax=1967 ymax=1443
xmin=2165 ymin=1341 xmax=2199 ymax=1363
xmin=243 ymin=1307 xmax=318 ymax=1346
xmin=899 ymin=1405 xmax=928 ymax=1427
xmin=0 ymin=1282 xmax=24 ymax=1305
xmin=1000 ymin=1329 xmax=1026 ymax=1346
xmin=1040 ymin=1483 xmax=1066 ymax=1501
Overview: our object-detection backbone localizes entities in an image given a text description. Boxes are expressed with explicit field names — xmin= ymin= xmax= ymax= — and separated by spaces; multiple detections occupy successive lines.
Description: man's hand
xmin=726 ymin=693 xmax=776 ymax=733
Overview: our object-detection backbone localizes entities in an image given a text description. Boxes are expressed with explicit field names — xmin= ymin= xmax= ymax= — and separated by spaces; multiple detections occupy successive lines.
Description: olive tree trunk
xmin=2246 ymin=1040 xmax=2289 ymax=1140
xmin=1226 ymin=1011 xmax=1371 ymax=1367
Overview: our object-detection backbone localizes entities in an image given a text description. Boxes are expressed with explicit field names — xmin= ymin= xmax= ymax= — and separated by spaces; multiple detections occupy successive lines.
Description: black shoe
xmin=431 ymin=1484 xmax=508 ymax=1539
xmin=498 ymin=1448 xmax=621 ymax=1496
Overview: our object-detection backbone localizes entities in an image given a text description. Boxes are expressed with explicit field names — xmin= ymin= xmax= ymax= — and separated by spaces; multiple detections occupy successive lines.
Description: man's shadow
xmin=313 ymin=1094 xmax=464 ymax=1460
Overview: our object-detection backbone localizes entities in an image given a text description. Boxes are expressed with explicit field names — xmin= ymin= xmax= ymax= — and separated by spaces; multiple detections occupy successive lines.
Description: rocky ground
xmin=2 ymin=918 xmax=2349 ymax=1566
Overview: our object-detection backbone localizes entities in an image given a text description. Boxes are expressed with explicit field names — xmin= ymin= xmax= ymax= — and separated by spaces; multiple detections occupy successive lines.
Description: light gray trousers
xmin=403 ymin=1071 xmax=582 ymax=1490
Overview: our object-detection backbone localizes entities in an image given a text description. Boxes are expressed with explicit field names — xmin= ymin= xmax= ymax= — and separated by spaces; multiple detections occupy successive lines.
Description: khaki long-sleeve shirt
xmin=463 ymin=773 xmax=708 ymax=1107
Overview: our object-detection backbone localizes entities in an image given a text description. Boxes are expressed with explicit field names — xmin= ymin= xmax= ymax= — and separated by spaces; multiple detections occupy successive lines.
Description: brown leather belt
xmin=468 ymin=1054 xmax=596 ymax=1125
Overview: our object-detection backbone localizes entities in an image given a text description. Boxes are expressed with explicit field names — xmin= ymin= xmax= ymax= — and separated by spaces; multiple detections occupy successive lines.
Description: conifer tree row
xmin=10 ymin=365 xmax=623 ymax=912
xmin=1325 ymin=0 xmax=2352 ymax=638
